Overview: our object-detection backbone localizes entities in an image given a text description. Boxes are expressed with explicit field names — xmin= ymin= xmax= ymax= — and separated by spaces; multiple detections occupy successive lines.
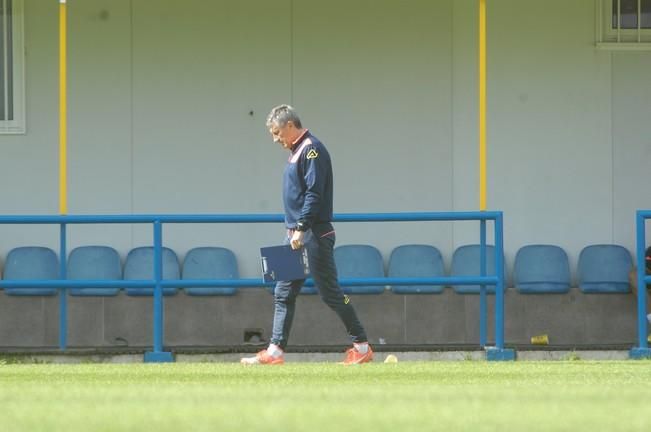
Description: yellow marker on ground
xmin=384 ymin=354 xmax=398 ymax=363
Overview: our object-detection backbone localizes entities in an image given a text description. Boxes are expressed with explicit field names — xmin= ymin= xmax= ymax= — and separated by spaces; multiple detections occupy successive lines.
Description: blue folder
xmin=260 ymin=245 xmax=310 ymax=283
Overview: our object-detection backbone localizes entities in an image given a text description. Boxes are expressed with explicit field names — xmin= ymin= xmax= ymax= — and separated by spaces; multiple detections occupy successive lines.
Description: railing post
xmin=479 ymin=219 xmax=487 ymax=347
xmin=144 ymin=220 xmax=174 ymax=362
xmin=630 ymin=211 xmax=651 ymax=359
xmin=59 ymin=222 xmax=67 ymax=351
xmin=495 ymin=214 xmax=504 ymax=348
xmin=486 ymin=212 xmax=515 ymax=361
xmin=153 ymin=220 xmax=163 ymax=351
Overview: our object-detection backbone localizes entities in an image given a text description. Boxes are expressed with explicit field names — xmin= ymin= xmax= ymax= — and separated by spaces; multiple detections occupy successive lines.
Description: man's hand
xmin=290 ymin=230 xmax=305 ymax=250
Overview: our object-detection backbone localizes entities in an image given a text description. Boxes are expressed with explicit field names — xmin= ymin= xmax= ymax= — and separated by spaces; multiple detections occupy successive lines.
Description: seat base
xmin=485 ymin=347 xmax=516 ymax=361
xmin=144 ymin=351 xmax=174 ymax=363
xmin=629 ymin=347 xmax=651 ymax=359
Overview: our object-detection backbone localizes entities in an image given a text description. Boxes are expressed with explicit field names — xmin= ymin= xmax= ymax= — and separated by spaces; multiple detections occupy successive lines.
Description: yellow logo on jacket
xmin=306 ymin=149 xmax=319 ymax=159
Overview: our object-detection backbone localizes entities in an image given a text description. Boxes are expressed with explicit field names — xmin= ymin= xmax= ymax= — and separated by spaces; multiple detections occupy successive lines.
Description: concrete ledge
xmin=0 ymin=350 xmax=638 ymax=364
xmin=516 ymin=350 xmax=630 ymax=361
xmin=0 ymin=288 xmax=643 ymax=349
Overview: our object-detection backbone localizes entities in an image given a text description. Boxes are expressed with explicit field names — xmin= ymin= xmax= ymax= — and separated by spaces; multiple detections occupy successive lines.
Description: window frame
xmin=599 ymin=0 xmax=651 ymax=42
xmin=1 ymin=0 xmax=25 ymax=135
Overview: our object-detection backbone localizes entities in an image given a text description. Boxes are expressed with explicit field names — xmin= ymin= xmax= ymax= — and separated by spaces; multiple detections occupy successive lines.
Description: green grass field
xmin=0 ymin=360 xmax=650 ymax=431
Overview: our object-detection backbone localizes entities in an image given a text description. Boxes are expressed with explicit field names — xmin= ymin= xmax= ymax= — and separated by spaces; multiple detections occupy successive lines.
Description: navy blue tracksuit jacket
xmin=283 ymin=130 xmax=333 ymax=229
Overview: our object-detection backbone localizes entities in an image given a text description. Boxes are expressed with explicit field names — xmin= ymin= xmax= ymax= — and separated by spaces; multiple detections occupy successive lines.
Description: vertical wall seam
xmin=403 ymin=296 xmax=407 ymax=343
xmin=101 ymin=298 xmax=105 ymax=346
xmin=610 ymin=51 xmax=615 ymax=243
xmin=129 ymin=0 xmax=134 ymax=247
xmin=290 ymin=0 xmax=294 ymax=105
xmin=450 ymin=0 xmax=455 ymax=252
xmin=42 ymin=298 xmax=45 ymax=344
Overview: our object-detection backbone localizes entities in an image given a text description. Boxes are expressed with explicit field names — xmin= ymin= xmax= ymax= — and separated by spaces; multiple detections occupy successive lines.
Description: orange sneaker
xmin=342 ymin=345 xmax=374 ymax=365
xmin=240 ymin=350 xmax=284 ymax=365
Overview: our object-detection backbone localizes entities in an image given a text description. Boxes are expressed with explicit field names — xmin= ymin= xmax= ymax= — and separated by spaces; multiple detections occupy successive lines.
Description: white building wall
xmin=128 ymin=0 xmax=292 ymax=277
xmin=612 ymin=52 xmax=651 ymax=252
xmin=291 ymin=0 xmax=454 ymax=261
xmin=67 ymin=0 xmax=133 ymax=251
xmin=485 ymin=0 xmax=614 ymax=284
xmin=0 ymin=0 xmax=649 ymax=281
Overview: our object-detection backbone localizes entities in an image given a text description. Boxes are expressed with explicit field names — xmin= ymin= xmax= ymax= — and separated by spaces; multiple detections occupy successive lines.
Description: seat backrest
xmin=513 ymin=244 xmax=570 ymax=293
xmin=183 ymin=247 xmax=239 ymax=296
xmin=124 ymin=247 xmax=180 ymax=296
xmin=450 ymin=244 xmax=503 ymax=294
xmin=334 ymin=245 xmax=385 ymax=294
xmin=578 ymin=244 xmax=632 ymax=293
xmin=68 ymin=246 xmax=122 ymax=296
xmin=388 ymin=245 xmax=444 ymax=294
xmin=4 ymin=246 xmax=59 ymax=296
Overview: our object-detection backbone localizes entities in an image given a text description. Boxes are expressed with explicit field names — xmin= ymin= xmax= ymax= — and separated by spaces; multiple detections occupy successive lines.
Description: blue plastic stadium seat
xmin=334 ymin=245 xmax=385 ymax=294
xmin=124 ymin=247 xmax=180 ymax=296
xmin=578 ymin=244 xmax=632 ymax=293
xmin=183 ymin=247 xmax=239 ymax=296
xmin=388 ymin=245 xmax=445 ymax=294
xmin=3 ymin=246 xmax=59 ymax=296
xmin=451 ymin=245 xmax=504 ymax=294
xmin=513 ymin=245 xmax=570 ymax=294
xmin=68 ymin=246 xmax=121 ymax=296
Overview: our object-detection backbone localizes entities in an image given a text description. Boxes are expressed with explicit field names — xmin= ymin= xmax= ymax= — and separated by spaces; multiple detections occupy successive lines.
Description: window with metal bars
xmin=612 ymin=0 xmax=651 ymax=29
xmin=597 ymin=0 xmax=651 ymax=47
xmin=1 ymin=0 xmax=24 ymax=134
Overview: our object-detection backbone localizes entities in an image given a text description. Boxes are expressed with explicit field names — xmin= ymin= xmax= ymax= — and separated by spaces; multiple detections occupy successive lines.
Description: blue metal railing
xmin=0 ymin=211 xmax=510 ymax=362
xmin=632 ymin=211 xmax=651 ymax=359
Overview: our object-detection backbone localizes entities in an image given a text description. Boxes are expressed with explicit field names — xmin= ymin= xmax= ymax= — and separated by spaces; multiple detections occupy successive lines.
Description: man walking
xmin=241 ymin=105 xmax=373 ymax=365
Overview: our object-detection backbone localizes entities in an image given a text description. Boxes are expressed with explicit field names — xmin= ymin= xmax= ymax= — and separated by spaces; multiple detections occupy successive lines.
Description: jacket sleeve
xmin=298 ymin=146 xmax=328 ymax=227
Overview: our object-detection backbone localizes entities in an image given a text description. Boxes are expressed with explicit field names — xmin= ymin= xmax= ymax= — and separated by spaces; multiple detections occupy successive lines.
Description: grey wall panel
xmin=129 ymin=0 xmax=292 ymax=277
xmin=451 ymin=0 xmax=480 ymax=250
xmin=0 ymin=297 xmax=48 ymax=346
xmin=131 ymin=0 xmax=290 ymax=213
xmin=0 ymin=1 xmax=60 ymax=251
xmin=165 ymin=290 xmax=274 ymax=346
xmin=404 ymin=291 xmax=467 ymax=344
xmin=0 ymin=289 xmax=639 ymax=349
xmin=612 ymin=52 xmax=651 ymax=251
xmin=66 ymin=0 xmax=134 ymax=250
xmin=0 ymin=0 xmax=58 ymax=215
xmin=103 ymin=296 xmax=154 ymax=347
xmin=292 ymin=0 xmax=455 ymax=260
xmin=67 ymin=297 xmax=105 ymax=346
xmin=485 ymin=0 xmax=613 ymax=284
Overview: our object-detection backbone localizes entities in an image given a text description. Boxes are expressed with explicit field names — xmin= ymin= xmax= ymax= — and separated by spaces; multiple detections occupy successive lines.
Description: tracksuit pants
xmin=270 ymin=222 xmax=368 ymax=349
